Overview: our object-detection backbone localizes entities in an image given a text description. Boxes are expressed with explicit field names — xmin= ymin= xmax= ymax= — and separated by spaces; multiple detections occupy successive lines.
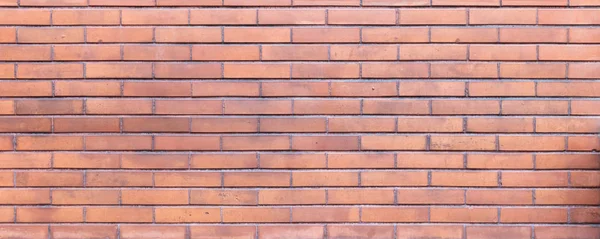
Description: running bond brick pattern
xmin=0 ymin=0 xmax=598 ymax=238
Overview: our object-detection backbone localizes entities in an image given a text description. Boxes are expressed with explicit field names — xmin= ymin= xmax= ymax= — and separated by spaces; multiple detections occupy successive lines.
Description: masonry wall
xmin=0 ymin=0 xmax=599 ymax=238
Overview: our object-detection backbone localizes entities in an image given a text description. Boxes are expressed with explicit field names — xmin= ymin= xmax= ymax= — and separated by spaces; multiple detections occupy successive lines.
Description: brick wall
xmin=0 ymin=0 xmax=599 ymax=238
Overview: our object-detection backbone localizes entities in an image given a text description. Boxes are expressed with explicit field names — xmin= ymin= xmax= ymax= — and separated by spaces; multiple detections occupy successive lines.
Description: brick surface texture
xmin=0 ymin=0 xmax=599 ymax=238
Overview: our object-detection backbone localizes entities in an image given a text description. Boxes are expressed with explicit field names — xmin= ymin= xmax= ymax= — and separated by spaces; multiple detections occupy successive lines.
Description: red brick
xmin=20 ymin=0 xmax=87 ymax=4
xmin=16 ymin=207 xmax=83 ymax=223
xmin=500 ymin=28 xmax=568 ymax=43
xmin=327 ymin=225 xmax=394 ymax=239
xmin=223 ymin=207 xmax=290 ymax=222
xmin=191 ymin=9 xmax=256 ymax=25
xmin=0 ymin=136 xmax=13 ymax=151
xmin=536 ymin=117 xmax=600 ymax=133
xmin=294 ymin=99 xmax=361 ymax=115
xmin=502 ymin=100 xmax=569 ymax=115
xmin=0 ymin=9 xmax=50 ymax=25
xmin=123 ymin=45 xmax=190 ymax=61
xmin=18 ymin=28 xmax=84 ymax=43
xmin=396 ymin=225 xmax=463 ymax=239
xmin=571 ymin=172 xmax=600 ymax=187
xmin=361 ymin=171 xmax=428 ymax=186
xmin=361 ymin=135 xmax=427 ymax=150
xmin=569 ymin=63 xmax=600 ymax=79
xmin=433 ymin=0 xmax=498 ymax=5
xmin=470 ymin=9 xmax=536 ymax=24
xmin=155 ymin=28 xmax=222 ymax=43
xmin=467 ymin=189 xmax=533 ymax=205
xmin=502 ymin=0 xmax=566 ymax=5
xmin=259 ymin=153 xmax=326 ymax=169
xmin=260 ymin=117 xmax=325 ymax=133
xmin=223 ymin=136 xmax=290 ymax=151
xmin=292 ymin=63 xmax=359 ymax=78
xmin=499 ymin=136 xmax=565 ymax=151
xmin=192 ymin=117 xmax=258 ymax=133
xmin=158 ymin=0 xmax=221 ymax=5
xmin=536 ymin=154 xmax=600 ymax=169
xmin=154 ymin=172 xmax=221 ymax=188
xmin=401 ymin=45 xmax=467 ymax=60
xmin=400 ymin=81 xmax=465 ymax=96
xmin=293 ymin=27 xmax=360 ymax=43
xmin=431 ymin=28 xmax=498 ymax=43
xmin=470 ymin=81 xmax=535 ymax=97
xmin=293 ymin=171 xmax=358 ymax=186
xmin=328 ymin=117 xmax=396 ymax=132
xmin=86 ymin=207 xmax=153 ymax=223
xmin=154 ymin=136 xmax=220 ymax=150
xmin=362 ymin=27 xmax=429 ymax=43
xmin=224 ymin=63 xmax=290 ymax=78
xmin=401 ymin=9 xmax=466 ymax=25
xmin=397 ymin=189 xmax=465 ymax=204
xmin=224 ymin=0 xmax=291 ymax=6
xmin=331 ymin=45 xmax=397 ymax=61
xmin=191 ymin=189 xmax=257 ymax=205
xmin=539 ymin=9 xmax=600 ymax=25
xmin=193 ymin=45 xmax=260 ymax=61
xmin=17 ymin=136 xmax=83 ymax=150
xmin=467 ymin=117 xmax=534 ymax=133
xmin=52 ymin=10 xmax=120 ymax=25
xmin=329 ymin=9 xmax=396 ymax=25
xmin=193 ymin=82 xmax=259 ymax=97
xmin=51 ymin=225 xmax=117 ymax=239
xmin=52 ymin=189 xmax=119 ymax=205
xmin=260 ymin=225 xmax=324 ymax=239
xmin=430 ymin=135 xmax=497 ymax=151
xmin=17 ymin=63 xmax=83 ymax=79
xmin=536 ymin=189 xmax=600 ymax=205
xmin=262 ymin=45 xmax=328 ymax=61
xmin=0 ymin=153 xmax=51 ymax=168
xmin=0 ymin=28 xmax=16 ymax=43
xmin=467 ymin=153 xmax=534 ymax=169
xmin=431 ymin=63 xmax=497 ymax=78
xmin=260 ymin=9 xmax=326 ymax=25
xmin=53 ymin=153 xmax=120 ymax=169
xmin=224 ymin=100 xmax=291 ymax=115
xmin=0 ymin=189 xmax=50 ymax=204
xmin=501 ymin=208 xmax=567 ymax=223
xmin=500 ymin=63 xmax=567 ymax=78
xmin=570 ymin=28 xmax=600 ymax=43
xmin=362 ymin=207 xmax=428 ymax=222
xmin=86 ymin=172 xmax=153 ymax=187
xmin=123 ymin=117 xmax=189 ymax=132
xmin=432 ymin=171 xmax=498 ymax=187
xmin=503 ymin=171 xmax=568 ymax=187
xmin=122 ymin=9 xmax=188 ymax=25
xmin=225 ymin=172 xmax=290 ymax=187
xmin=155 ymin=100 xmax=222 ymax=115
xmin=262 ymin=82 xmax=330 ymax=97
xmin=535 ymin=226 xmax=600 ymax=239
xmin=88 ymin=0 xmax=155 ymax=5
xmin=0 ymin=45 xmax=51 ymax=61
xmin=55 ymin=81 xmax=121 ymax=96
xmin=122 ymin=154 xmax=189 ymax=169
xmin=0 ymin=81 xmax=51 ymax=97
xmin=86 ymin=99 xmax=152 ymax=115
xmin=85 ymin=136 xmax=152 ymax=151
xmin=431 ymin=207 xmax=498 ymax=223
xmin=328 ymin=189 xmax=394 ymax=204
xmin=292 ymin=136 xmax=359 ymax=150
xmin=54 ymin=117 xmax=120 ymax=133
xmin=331 ymin=81 xmax=397 ymax=97
xmin=190 ymin=226 xmax=256 ymax=239
xmin=362 ymin=63 xmax=429 ymax=78
xmin=470 ymin=45 xmax=537 ymax=61
xmin=568 ymin=136 xmax=600 ymax=151
xmin=121 ymin=226 xmax=186 ymax=239
xmin=571 ymin=208 xmax=600 ymax=223
xmin=86 ymin=63 xmax=152 ymax=78
xmin=259 ymin=189 xmax=326 ymax=205
xmin=295 ymin=0 xmax=360 ymax=5
xmin=121 ymin=189 xmax=189 ymax=205
xmin=397 ymin=153 xmax=464 ymax=169
xmin=538 ymin=82 xmax=600 ymax=97
xmin=293 ymin=207 xmax=359 ymax=222
xmin=0 ymin=0 xmax=16 ymax=6
xmin=16 ymin=171 xmax=83 ymax=187
xmin=225 ymin=28 xmax=290 ymax=43
xmin=467 ymin=226 xmax=531 ymax=239
xmin=87 ymin=27 xmax=153 ymax=43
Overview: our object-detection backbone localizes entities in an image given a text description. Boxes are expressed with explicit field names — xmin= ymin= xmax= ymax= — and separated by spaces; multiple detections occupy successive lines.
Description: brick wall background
xmin=0 ymin=0 xmax=599 ymax=238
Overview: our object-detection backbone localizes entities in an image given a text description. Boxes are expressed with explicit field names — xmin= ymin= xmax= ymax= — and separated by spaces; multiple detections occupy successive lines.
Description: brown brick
xmin=20 ymin=0 xmax=86 ymax=5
